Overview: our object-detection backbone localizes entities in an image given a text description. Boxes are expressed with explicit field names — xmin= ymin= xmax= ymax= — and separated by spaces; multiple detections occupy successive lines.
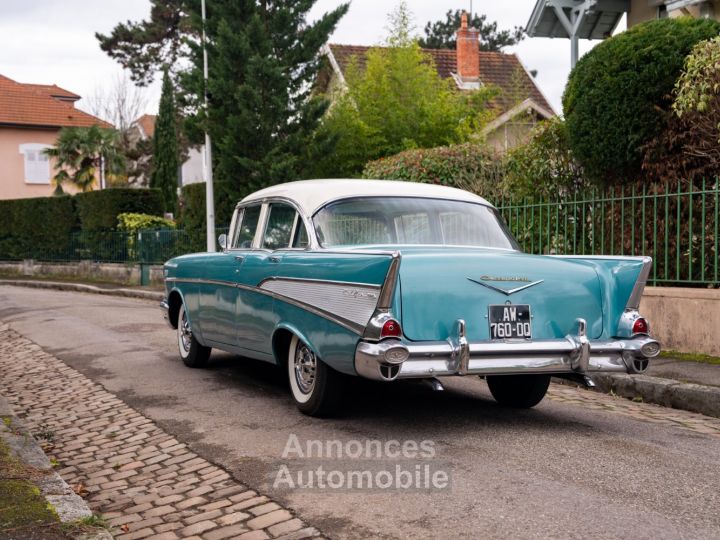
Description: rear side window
xmin=233 ymin=205 xmax=261 ymax=248
xmin=263 ymin=204 xmax=296 ymax=250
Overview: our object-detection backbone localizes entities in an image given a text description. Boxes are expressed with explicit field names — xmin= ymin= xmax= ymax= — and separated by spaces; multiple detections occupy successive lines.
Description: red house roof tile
xmin=0 ymin=74 xmax=111 ymax=129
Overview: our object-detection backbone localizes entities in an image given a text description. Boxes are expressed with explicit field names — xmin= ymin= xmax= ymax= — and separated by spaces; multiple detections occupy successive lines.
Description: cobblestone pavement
xmin=546 ymin=383 xmax=720 ymax=436
xmin=0 ymin=322 xmax=322 ymax=540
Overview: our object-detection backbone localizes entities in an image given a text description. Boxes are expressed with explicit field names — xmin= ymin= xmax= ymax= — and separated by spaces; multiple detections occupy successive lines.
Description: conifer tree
xmin=150 ymin=70 xmax=179 ymax=213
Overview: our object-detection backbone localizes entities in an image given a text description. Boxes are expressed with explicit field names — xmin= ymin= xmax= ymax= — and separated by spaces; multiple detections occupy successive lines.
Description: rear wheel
xmin=177 ymin=304 xmax=211 ymax=368
xmin=486 ymin=374 xmax=550 ymax=408
xmin=287 ymin=334 xmax=344 ymax=417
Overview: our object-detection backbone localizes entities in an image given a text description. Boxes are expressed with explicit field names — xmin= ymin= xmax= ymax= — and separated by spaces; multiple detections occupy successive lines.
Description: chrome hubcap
xmin=294 ymin=343 xmax=316 ymax=395
xmin=180 ymin=311 xmax=192 ymax=352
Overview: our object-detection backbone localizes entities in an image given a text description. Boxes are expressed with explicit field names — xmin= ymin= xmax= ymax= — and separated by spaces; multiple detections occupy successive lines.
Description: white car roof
xmin=240 ymin=179 xmax=492 ymax=216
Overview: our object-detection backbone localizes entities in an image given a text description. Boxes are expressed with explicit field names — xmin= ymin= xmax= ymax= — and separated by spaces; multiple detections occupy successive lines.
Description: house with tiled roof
xmin=127 ymin=114 xmax=205 ymax=188
xmin=318 ymin=13 xmax=555 ymax=152
xmin=0 ymin=74 xmax=110 ymax=200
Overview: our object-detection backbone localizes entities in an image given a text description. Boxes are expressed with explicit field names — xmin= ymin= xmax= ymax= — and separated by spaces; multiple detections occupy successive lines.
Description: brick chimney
xmin=456 ymin=11 xmax=480 ymax=82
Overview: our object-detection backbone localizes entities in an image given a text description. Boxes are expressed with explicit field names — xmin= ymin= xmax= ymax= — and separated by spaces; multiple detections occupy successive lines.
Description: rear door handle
xmin=234 ymin=255 xmax=244 ymax=262
xmin=269 ymin=256 xmax=281 ymax=263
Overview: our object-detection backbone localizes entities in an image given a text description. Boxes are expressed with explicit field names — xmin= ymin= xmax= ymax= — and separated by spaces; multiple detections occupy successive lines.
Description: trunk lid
xmin=397 ymin=248 xmax=604 ymax=341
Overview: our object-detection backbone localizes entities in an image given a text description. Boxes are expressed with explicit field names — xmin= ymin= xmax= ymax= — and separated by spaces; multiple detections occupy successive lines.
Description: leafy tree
xmin=563 ymin=17 xmax=720 ymax=184
xmin=150 ymin=71 xmax=180 ymax=213
xmin=98 ymin=0 xmax=348 ymax=199
xmin=96 ymin=0 xmax=190 ymax=86
xmin=45 ymin=126 xmax=126 ymax=194
xmin=313 ymin=3 xmax=496 ymax=178
xmin=419 ymin=9 xmax=524 ymax=51
xmin=504 ymin=118 xmax=586 ymax=198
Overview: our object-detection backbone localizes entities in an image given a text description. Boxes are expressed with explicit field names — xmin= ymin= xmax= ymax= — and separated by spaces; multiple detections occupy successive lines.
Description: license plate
xmin=488 ymin=304 xmax=532 ymax=339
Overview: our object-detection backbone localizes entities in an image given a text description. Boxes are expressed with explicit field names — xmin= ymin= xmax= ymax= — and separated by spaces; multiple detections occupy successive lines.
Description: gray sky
xmin=0 ymin=1 xmax=624 ymax=118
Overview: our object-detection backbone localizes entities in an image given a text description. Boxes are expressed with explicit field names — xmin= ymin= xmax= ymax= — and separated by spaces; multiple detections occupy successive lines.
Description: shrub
xmin=504 ymin=118 xmax=587 ymax=198
xmin=362 ymin=143 xmax=506 ymax=198
xmin=117 ymin=213 xmax=175 ymax=234
xmin=563 ymin=17 xmax=720 ymax=184
xmin=74 ymin=188 xmax=164 ymax=232
xmin=0 ymin=196 xmax=77 ymax=260
xmin=642 ymin=37 xmax=720 ymax=182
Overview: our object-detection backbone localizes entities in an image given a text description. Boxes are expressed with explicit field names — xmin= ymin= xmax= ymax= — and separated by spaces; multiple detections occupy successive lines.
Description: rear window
xmin=313 ymin=197 xmax=518 ymax=250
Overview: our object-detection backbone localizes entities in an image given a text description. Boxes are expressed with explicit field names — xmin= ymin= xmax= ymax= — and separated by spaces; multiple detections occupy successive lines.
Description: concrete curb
xmin=581 ymin=373 xmax=720 ymax=419
xmin=0 ymin=395 xmax=112 ymax=539
xmin=0 ymin=279 xmax=163 ymax=302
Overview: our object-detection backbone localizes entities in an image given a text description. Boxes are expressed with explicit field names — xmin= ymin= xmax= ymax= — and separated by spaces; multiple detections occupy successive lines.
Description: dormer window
xmin=19 ymin=143 xmax=52 ymax=184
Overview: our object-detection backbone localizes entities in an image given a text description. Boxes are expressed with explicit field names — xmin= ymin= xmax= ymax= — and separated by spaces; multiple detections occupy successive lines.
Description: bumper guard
xmin=355 ymin=318 xmax=661 ymax=382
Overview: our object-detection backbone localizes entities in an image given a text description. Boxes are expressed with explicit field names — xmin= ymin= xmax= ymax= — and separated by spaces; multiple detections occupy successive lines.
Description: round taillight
xmin=381 ymin=319 xmax=402 ymax=339
xmin=632 ymin=317 xmax=649 ymax=335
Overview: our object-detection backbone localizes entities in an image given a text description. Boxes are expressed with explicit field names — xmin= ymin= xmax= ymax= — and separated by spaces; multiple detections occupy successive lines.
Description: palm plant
xmin=45 ymin=126 xmax=126 ymax=193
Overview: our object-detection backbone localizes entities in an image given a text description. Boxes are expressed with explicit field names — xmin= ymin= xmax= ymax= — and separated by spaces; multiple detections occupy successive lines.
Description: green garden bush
xmin=117 ymin=213 xmax=176 ymax=234
xmin=0 ymin=196 xmax=77 ymax=260
xmin=563 ymin=17 xmax=720 ymax=184
xmin=362 ymin=143 xmax=506 ymax=199
xmin=74 ymin=188 xmax=164 ymax=232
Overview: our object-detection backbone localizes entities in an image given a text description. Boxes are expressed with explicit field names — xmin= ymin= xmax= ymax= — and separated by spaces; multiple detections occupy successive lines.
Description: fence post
xmin=138 ymin=231 xmax=150 ymax=287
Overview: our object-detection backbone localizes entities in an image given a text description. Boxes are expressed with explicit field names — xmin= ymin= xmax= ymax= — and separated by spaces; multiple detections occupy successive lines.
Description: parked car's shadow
xmin=200 ymin=350 xmax=577 ymax=433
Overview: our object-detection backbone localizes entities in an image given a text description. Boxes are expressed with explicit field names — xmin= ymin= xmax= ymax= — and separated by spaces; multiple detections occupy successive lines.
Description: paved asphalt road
xmin=1 ymin=286 xmax=719 ymax=540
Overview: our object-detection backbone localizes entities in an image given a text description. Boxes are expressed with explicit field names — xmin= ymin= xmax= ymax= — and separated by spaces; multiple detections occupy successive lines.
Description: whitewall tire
xmin=287 ymin=334 xmax=344 ymax=417
xmin=177 ymin=304 xmax=211 ymax=368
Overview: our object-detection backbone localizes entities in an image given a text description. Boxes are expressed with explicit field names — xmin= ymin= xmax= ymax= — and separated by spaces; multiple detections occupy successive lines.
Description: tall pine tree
xmin=150 ymin=70 xmax=179 ymax=213
xmin=98 ymin=0 xmax=349 ymax=200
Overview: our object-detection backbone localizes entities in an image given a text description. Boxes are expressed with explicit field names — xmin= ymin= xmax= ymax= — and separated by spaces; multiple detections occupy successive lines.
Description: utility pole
xmin=202 ymin=0 xmax=216 ymax=252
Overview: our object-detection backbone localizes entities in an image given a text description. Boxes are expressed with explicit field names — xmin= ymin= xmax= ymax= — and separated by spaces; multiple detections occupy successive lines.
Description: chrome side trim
xmin=163 ymin=277 xmax=365 ymax=335
xmin=259 ymin=278 xmax=380 ymax=328
xmin=258 ymin=276 xmax=382 ymax=290
xmin=363 ymin=252 xmax=403 ymax=341
xmin=377 ymin=251 xmax=401 ymax=310
xmin=626 ymin=257 xmax=653 ymax=310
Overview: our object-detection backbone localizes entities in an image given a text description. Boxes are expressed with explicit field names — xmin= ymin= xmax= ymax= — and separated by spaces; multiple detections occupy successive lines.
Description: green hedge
xmin=75 ymin=188 xmax=164 ymax=232
xmin=0 ymin=188 xmax=165 ymax=261
xmin=0 ymin=196 xmax=77 ymax=260
xmin=362 ymin=143 xmax=506 ymax=198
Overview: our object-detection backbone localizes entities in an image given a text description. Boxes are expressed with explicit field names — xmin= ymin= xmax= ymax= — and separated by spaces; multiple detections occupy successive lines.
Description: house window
xmin=19 ymin=143 xmax=52 ymax=184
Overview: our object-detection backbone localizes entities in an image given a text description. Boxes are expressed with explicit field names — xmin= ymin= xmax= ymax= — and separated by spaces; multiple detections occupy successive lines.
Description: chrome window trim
xmin=236 ymin=196 xmax=319 ymax=250
xmin=311 ymin=194 xmax=496 ymax=218
xmin=165 ymin=276 xmax=367 ymax=335
xmin=310 ymin=196 xmax=520 ymax=252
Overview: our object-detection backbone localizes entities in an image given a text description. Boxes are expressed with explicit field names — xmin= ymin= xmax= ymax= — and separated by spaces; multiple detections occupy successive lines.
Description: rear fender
xmin=553 ymin=256 xmax=652 ymax=337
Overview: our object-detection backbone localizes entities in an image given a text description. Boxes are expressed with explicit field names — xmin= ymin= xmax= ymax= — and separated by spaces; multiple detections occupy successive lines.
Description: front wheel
xmin=177 ymin=304 xmax=211 ymax=368
xmin=287 ymin=335 xmax=344 ymax=417
xmin=486 ymin=374 xmax=550 ymax=408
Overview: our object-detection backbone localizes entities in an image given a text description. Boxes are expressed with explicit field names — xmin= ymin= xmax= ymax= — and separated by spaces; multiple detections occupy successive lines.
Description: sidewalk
xmin=0 ymin=322 xmax=323 ymax=540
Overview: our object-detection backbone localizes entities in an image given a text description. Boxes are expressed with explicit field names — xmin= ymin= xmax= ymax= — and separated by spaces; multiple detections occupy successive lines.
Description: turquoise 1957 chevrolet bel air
xmin=161 ymin=179 xmax=660 ymax=417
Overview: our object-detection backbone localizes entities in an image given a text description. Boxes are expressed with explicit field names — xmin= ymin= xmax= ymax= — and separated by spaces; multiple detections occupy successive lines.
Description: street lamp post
xmin=202 ymin=0 xmax=216 ymax=252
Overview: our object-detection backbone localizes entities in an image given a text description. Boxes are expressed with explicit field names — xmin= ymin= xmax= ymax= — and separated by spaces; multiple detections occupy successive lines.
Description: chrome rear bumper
xmin=354 ymin=318 xmax=661 ymax=382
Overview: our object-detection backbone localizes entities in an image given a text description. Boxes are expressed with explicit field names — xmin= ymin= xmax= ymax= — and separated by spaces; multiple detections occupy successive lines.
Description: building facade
xmin=0 ymin=74 xmax=110 ymax=200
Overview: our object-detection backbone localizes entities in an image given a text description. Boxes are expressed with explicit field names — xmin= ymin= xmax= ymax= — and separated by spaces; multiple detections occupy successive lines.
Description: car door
xmin=236 ymin=202 xmax=304 ymax=356
xmin=199 ymin=204 xmax=261 ymax=345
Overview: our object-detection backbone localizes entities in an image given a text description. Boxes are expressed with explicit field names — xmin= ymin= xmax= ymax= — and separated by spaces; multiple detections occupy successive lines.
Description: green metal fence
xmin=495 ymin=179 xmax=720 ymax=287
xmin=0 ymin=228 xmax=229 ymax=265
